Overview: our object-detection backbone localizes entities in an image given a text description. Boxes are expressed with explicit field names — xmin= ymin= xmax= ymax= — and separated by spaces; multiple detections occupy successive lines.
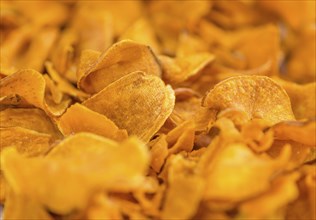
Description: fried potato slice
xmin=239 ymin=172 xmax=300 ymax=219
xmin=160 ymin=53 xmax=214 ymax=85
xmin=162 ymin=155 xmax=205 ymax=219
xmin=58 ymin=103 xmax=127 ymax=141
xmin=273 ymin=77 xmax=316 ymax=119
xmin=202 ymin=76 xmax=295 ymax=125
xmin=203 ymin=143 xmax=291 ymax=202
xmin=1 ymin=133 xmax=149 ymax=214
xmin=0 ymin=108 xmax=62 ymax=139
xmin=272 ymin=120 xmax=316 ymax=146
xmin=3 ymin=187 xmax=53 ymax=220
xmin=0 ymin=69 xmax=71 ymax=116
xmin=83 ymin=71 xmax=175 ymax=142
xmin=0 ymin=127 xmax=53 ymax=156
xmin=78 ymin=40 xmax=161 ymax=94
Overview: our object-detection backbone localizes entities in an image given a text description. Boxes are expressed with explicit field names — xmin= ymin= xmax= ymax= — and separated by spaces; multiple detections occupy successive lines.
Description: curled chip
xmin=1 ymin=133 xmax=149 ymax=214
xmin=160 ymin=52 xmax=214 ymax=85
xmin=202 ymin=76 xmax=295 ymax=125
xmin=202 ymin=143 xmax=291 ymax=202
xmin=77 ymin=40 xmax=161 ymax=94
xmin=58 ymin=103 xmax=128 ymax=141
xmin=0 ymin=69 xmax=71 ymax=116
xmin=0 ymin=108 xmax=62 ymax=139
xmin=272 ymin=120 xmax=316 ymax=146
xmin=83 ymin=71 xmax=175 ymax=142
xmin=0 ymin=127 xmax=53 ymax=156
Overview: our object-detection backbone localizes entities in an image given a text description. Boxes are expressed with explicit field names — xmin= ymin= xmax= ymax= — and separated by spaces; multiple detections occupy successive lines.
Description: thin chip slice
xmin=162 ymin=155 xmax=205 ymax=219
xmin=83 ymin=71 xmax=175 ymax=142
xmin=272 ymin=120 xmax=316 ymax=146
xmin=202 ymin=76 xmax=295 ymax=125
xmin=0 ymin=108 xmax=62 ymax=139
xmin=58 ymin=103 xmax=128 ymax=141
xmin=160 ymin=52 xmax=214 ymax=85
xmin=203 ymin=143 xmax=291 ymax=202
xmin=1 ymin=133 xmax=149 ymax=214
xmin=0 ymin=69 xmax=71 ymax=116
xmin=0 ymin=127 xmax=52 ymax=156
xmin=78 ymin=40 xmax=161 ymax=94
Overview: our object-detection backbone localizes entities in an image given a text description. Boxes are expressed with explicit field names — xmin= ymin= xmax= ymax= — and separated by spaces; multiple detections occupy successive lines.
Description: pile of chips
xmin=0 ymin=1 xmax=315 ymax=219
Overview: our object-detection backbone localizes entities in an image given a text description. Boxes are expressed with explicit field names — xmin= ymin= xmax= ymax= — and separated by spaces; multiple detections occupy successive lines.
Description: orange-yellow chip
xmin=202 ymin=76 xmax=295 ymax=125
xmin=77 ymin=40 xmax=161 ymax=94
xmin=58 ymin=103 xmax=127 ymax=141
xmin=83 ymin=71 xmax=175 ymax=142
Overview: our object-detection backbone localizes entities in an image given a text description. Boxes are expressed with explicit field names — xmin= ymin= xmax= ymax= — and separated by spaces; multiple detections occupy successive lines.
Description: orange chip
xmin=162 ymin=155 xmax=204 ymax=219
xmin=272 ymin=120 xmax=316 ymax=146
xmin=0 ymin=108 xmax=62 ymax=139
xmin=160 ymin=52 xmax=214 ymax=85
xmin=1 ymin=133 xmax=149 ymax=214
xmin=202 ymin=76 xmax=295 ymax=125
xmin=0 ymin=127 xmax=53 ymax=156
xmin=83 ymin=71 xmax=175 ymax=142
xmin=77 ymin=40 xmax=161 ymax=94
xmin=58 ymin=103 xmax=128 ymax=141
xmin=273 ymin=77 xmax=316 ymax=119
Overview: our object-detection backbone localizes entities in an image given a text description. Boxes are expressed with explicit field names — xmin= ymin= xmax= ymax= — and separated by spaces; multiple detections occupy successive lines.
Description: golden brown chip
xmin=239 ymin=172 xmax=300 ymax=219
xmin=148 ymin=134 xmax=168 ymax=173
xmin=78 ymin=40 xmax=161 ymax=94
xmin=273 ymin=77 xmax=316 ymax=119
xmin=58 ymin=103 xmax=128 ymax=141
xmin=202 ymin=143 xmax=291 ymax=202
xmin=160 ymin=52 xmax=214 ymax=85
xmin=1 ymin=133 xmax=149 ymax=214
xmin=272 ymin=120 xmax=316 ymax=146
xmin=162 ymin=155 xmax=204 ymax=219
xmin=83 ymin=71 xmax=175 ymax=142
xmin=0 ymin=127 xmax=53 ymax=156
xmin=202 ymin=76 xmax=295 ymax=125
xmin=0 ymin=69 xmax=71 ymax=116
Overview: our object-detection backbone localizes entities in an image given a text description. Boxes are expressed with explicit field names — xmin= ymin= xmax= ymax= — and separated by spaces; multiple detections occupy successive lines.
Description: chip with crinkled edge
xmin=0 ymin=108 xmax=62 ymax=140
xmin=272 ymin=120 xmax=316 ymax=146
xmin=0 ymin=69 xmax=72 ymax=116
xmin=58 ymin=103 xmax=127 ymax=141
xmin=83 ymin=71 xmax=175 ymax=142
xmin=77 ymin=40 xmax=161 ymax=94
xmin=202 ymin=76 xmax=295 ymax=125
xmin=1 ymin=133 xmax=149 ymax=214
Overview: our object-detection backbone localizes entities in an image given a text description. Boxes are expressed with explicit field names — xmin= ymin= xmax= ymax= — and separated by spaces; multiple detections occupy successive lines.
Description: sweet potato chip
xmin=162 ymin=155 xmax=204 ymax=219
xmin=0 ymin=69 xmax=71 ymax=116
xmin=83 ymin=72 xmax=175 ymax=142
xmin=78 ymin=40 xmax=161 ymax=94
xmin=272 ymin=120 xmax=316 ymax=146
xmin=0 ymin=108 xmax=62 ymax=139
xmin=58 ymin=103 xmax=127 ymax=141
xmin=273 ymin=77 xmax=316 ymax=119
xmin=0 ymin=127 xmax=52 ymax=156
xmin=203 ymin=143 xmax=291 ymax=202
xmin=202 ymin=76 xmax=295 ymax=125
xmin=160 ymin=53 xmax=214 ymax=85
xmin=1 ymin=133 xmax=149 ymax=214
xmin=239 ymin=172 xmax=300 ymax=219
